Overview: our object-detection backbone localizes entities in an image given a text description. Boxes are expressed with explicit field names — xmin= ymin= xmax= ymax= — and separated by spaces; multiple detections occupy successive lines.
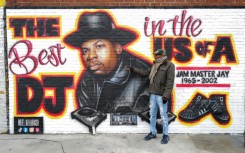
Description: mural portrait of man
xmin=63 ymin=10 xmax=151 ymax=133
xmin=6 ymin=8 xmax=244 ymax=135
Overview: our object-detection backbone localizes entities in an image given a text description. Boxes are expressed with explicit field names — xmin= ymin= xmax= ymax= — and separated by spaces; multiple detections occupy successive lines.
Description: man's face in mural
xmin=81 ymin=39 xmax=122 ymax=75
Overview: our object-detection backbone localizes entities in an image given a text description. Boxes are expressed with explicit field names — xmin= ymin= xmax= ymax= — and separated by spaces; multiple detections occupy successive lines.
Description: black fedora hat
xmin=63 ymin=11 xmax=138 ymax=48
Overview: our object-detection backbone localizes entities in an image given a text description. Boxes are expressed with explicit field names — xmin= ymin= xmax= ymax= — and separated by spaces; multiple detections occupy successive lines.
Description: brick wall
xmin=0 ymin=7 xmax=7 ymax=133
xmin=5 ymin=8 xmax=245 ymax=134
xmin=5 ymin=0 xmax=245 ymax=7
xmin=1 ymin=0 xmax=245 ymax=134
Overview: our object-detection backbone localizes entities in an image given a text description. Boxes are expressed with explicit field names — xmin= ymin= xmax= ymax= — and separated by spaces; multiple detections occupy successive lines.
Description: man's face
xmin=81 ymin=39 xmax=122 ymax=76
xmin=154 ymin=54 xmax=165 ymax=60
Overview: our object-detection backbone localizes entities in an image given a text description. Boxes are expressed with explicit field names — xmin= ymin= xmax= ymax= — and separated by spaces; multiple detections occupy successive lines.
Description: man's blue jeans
xmin=149 ymin=94 xmax=168 ymax=135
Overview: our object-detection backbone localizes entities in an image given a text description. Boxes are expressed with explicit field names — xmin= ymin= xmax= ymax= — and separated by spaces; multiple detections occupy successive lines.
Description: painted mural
xmin=6 ymin=9 xmax=245 ymax=134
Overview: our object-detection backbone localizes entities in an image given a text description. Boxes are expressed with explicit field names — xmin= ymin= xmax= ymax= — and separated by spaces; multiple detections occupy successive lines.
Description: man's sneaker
xmin=144 ymin=132 xmax=156 ymax=141
xmin=161 ymin=135 xmax=170 ymax=144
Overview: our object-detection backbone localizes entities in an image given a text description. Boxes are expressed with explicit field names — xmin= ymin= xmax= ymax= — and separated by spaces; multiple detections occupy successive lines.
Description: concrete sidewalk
xmin=0 ymin=134 xmax=244 ymax=153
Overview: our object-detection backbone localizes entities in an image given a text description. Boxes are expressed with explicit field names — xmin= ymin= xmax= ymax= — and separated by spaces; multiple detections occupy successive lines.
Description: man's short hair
xmin=154 ymin=49 xmax=166 ymax=56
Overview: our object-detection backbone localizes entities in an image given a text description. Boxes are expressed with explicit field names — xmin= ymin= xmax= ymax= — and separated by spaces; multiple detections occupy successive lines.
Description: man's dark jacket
xmin=133 ymin=58 xmax=175 ymax=100
xmin=75 ymin=51 xmax=151 ymax=113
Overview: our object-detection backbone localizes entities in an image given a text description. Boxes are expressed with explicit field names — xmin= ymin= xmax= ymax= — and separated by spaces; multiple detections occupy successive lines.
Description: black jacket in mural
xmin=75 ymin=51 xmax=151 ymax=113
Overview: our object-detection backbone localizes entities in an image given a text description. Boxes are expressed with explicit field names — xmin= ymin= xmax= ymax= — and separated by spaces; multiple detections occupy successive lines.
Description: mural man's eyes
xmin=82 ymin=49 xmax=89 ymax=55
xmin=96 ymin=44 xmax=105 ymax=49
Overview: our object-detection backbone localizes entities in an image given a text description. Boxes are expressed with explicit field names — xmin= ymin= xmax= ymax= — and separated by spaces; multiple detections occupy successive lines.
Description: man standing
xmin=128 ymin=49 xmax=175 ymax=144
xmin=63 ymin=11 xmax=151 ymax=133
